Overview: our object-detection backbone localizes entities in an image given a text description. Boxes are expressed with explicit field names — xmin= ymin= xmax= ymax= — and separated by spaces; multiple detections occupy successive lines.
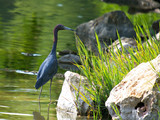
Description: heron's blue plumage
xmin=35 ymin=54 xmax=58 ymax=89
xmin=35 ymin=24 xmax=74 ymax=100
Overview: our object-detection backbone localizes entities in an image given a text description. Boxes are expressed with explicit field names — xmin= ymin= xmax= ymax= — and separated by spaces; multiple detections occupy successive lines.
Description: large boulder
xmin=57 ymin=71 xmax=92 ymax=116
xmin=105 ymin=54 xmax=160 ymax=120
xmin=76 ymin=11 xmax=136 ymax=54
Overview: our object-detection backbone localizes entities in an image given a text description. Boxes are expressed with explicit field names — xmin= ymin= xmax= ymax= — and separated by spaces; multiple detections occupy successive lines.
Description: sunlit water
xmin=0 ymin=0 xmax=102 ymax=119
xmin=0 ymin=70 xmax=63 ymax=120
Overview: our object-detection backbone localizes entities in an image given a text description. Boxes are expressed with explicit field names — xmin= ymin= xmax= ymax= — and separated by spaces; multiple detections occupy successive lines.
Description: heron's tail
xmin=35 ymin=81 xmax=42 ymax=89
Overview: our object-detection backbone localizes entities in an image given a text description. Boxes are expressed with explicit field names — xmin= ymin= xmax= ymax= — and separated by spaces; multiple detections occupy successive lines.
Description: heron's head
xmin=55 ymin=24 xmax=74 ymax=31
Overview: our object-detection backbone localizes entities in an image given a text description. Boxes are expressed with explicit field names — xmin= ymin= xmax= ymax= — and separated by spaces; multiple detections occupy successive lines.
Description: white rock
xmin=156 ymin=32 xmax=160 ymax=40
xmin=105 ymin=54 xmax=160 ymax=120
xmin=56 ymin=110 xmax=77 ymax=120
xmin=57 ymin=71 xmax=92 ymax=116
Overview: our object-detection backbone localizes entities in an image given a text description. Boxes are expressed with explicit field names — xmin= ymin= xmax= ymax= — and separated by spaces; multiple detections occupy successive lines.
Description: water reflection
xmin=0 ymin=112 xmax=33 ymax=117
xmin=35 ymin=100 xmax=56 ymax=120
xmin=0 ymin=70 xmax=61 ymax=119
xmin=33 ymin=111 xmax=45 ymax=120
xmin=0 ymin=68 xmax=37 ymax=75
xmin=0 ymin=0 xmax=103 ymax=119
xmin=21 ymin=52 xmax=41 ymax=56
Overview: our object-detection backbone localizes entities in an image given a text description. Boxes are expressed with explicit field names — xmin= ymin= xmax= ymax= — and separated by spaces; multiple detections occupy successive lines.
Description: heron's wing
xmin=35 ymin=56 xmax=58 ymax=89
xmin=37 ymin=56 xmax=58 ymax=81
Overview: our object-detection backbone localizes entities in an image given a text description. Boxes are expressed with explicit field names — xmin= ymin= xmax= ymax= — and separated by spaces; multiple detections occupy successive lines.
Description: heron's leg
xmin=47 ymin=79 xmax=52 ymax=120
xmin=39 ymin=86 xmax=43 ymax=101
xmin=47 ymin=102 xmax=51 ymax=120
xmin=39 ymin=86 xmax=43 ymax=113
xmin=49 ymin=78 xmax=53 ymax=104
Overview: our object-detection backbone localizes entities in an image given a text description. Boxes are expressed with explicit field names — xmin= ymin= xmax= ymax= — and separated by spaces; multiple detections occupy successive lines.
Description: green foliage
xmin=75 ymin=26 xmax=160 ymax=119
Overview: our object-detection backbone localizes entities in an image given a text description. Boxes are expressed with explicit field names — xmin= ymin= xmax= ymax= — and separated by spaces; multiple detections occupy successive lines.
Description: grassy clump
xmin=75 ymin=25 xmax=160 ymax=119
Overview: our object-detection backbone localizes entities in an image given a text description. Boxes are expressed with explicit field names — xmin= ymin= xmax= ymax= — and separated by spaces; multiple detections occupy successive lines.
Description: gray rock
xmin=76 ymin=11 xmax=136 ymax=54
xmin=58 ymin=64 xmax=79 ymax=71
xmin=58 ymin=54 xmax=80 ymax=64
xmin=58 ymin=54 xmax=80 ymax=71
xmin=105 ymin=54 xmax=160 ymax=120
xmin=57 ymin=71 xmax=93 ymax=116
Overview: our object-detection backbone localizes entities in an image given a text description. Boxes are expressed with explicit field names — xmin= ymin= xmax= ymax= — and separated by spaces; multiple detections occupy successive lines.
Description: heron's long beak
xmin=64 ymin=26 xmax=74 ymax=31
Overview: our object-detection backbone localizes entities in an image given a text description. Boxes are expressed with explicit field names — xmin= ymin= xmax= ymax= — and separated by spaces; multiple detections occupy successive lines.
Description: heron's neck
xmin=51 ymin=29 xmax=58 ymax=55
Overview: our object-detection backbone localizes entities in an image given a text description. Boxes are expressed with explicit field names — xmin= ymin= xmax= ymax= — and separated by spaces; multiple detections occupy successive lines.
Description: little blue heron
xmin=35 ymin=24 xmax=74 ymax=102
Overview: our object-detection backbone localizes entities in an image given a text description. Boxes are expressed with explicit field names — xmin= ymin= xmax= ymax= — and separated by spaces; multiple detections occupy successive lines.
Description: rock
xmin=58 ymin=50 xmax=77 ymax=56
xmin=58 ymin=54 xmax=81 ymax=71
xmin=105 ymin=54 xmax=160 ymax=120
xmin=76 ymin=11 xmax=136 ymax=54
xmin=57 ymin=110 xmax=77 ymax=120
xmin=58 ymin=54 xmax=80 ymax=64
xmin=102 ymin=0 xmax=160 ymax=14
xmin=58 ymin=64 xmax=79 ymax=71
xmin=152 ymin=20 xmax=160 ymax=33
xmin=108 ymin=37 xmax=137 ymax=54
xmin=57 ymin=71 xmax=92 ymax=116
xmin=156 ymin=32 xmax=160 ymax=40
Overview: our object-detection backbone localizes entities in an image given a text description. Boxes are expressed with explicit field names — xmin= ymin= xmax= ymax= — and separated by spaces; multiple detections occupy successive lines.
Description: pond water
xmin=0 ymin=0 xmax=104 ymax=119
xmin=0 ymin=0 xmax=160 ymax=120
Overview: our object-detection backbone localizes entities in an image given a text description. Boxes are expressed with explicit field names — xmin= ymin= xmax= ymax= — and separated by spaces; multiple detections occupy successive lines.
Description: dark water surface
xmin=0 ymin=0 xmax=160 ymax=120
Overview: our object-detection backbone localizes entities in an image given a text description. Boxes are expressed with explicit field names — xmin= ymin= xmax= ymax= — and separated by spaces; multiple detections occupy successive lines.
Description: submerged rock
xmin=57 ymin=71 xmax=92 ymax=116
xmin=58 ymin=54 xmax=80 ymax=71
xmin=105 ymin=54 xmax=160 ymax=120
xmin=58 ymin=54 xmax=80 ymax=64
xmin=76 ymin=11 xmax=136 ymax=54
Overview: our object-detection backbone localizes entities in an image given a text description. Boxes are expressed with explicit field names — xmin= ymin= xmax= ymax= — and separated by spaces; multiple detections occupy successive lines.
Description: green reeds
xmin=74 ymin=25 xmax=160 ymax=119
